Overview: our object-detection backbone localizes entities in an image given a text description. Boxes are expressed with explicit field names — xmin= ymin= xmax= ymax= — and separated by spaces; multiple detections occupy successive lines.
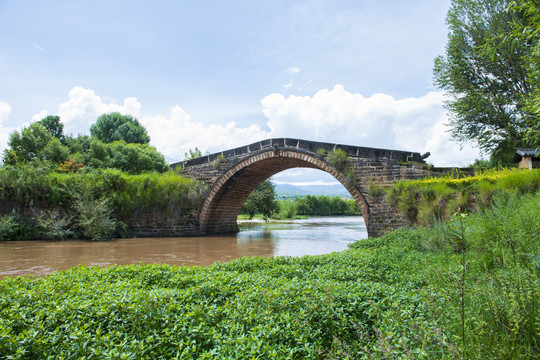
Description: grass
xmin=387 ymin=168 xmax=540 ymax=225
xmin=1 ymin=188 xmax=538 ymax=359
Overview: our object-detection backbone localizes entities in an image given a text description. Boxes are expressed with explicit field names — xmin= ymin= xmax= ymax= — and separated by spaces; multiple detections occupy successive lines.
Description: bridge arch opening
xmin=199 ymin=148 xmax=370 ymax=234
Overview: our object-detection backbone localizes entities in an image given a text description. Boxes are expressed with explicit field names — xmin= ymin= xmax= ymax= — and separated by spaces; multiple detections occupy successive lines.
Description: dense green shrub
xmin=274 ymin=198 xmax=298 ymax=219
xmin=0 ymin=211 xmax=39 ymax=241
xmin=76 ymin=139 xmax=168 ymax=173
xmin=72 ymin=195 xmax=117 ymax=241
xmin=90 ymin=112 xmax=150 ymax=144
xmin=0 ymin=165 xmax=206 ymax=241
xmin=293 ymin=195 xmax=360 ymax=216
xmin=34 ymin=210 xmax=73 ymax=240
xmin=2 ymin=114 xmax=166 ymax=174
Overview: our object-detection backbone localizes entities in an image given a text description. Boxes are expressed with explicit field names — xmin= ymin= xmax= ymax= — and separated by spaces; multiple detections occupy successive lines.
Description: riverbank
xmin=1 ymin=190 xmax=538 ymax=358
xmin=237 ymin=214 xmax=309 ymax=220
xmin=0 ymin=166 xmax=207 ymax=241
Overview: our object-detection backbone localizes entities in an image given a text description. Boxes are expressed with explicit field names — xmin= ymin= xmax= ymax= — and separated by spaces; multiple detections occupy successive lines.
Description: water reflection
xmin=0 ymin=216 xmax=366 ymax=277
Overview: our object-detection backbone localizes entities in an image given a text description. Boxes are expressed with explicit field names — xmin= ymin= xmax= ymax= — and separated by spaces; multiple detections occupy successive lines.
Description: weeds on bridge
xmin=323 ymin=148 xmax=358 ymax=187
xmin=212 ymin=154 xmax=226 ymax=169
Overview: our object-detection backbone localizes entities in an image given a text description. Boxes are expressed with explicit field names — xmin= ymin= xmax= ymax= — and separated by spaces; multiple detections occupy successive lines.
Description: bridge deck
xmin=172 ymin=138 xmax=424 ymax=168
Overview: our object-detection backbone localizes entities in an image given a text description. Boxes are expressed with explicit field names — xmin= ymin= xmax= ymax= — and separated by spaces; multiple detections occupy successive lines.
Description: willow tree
xmin=503 ymin=0 xmax=540 ymax=146
xmin=434 ymin=0 xmax=536 ymax=165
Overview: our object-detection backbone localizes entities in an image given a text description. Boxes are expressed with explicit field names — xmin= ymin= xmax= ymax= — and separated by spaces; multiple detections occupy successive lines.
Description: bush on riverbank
xmin=387 ymin=168 xmax=540 ymax=225
xmin=249 ymin=196 xmax=361 ymax=220
xmin=0 ymin=164 xmax=206 ymax=241
xmin=1 ymin=189 xmax=538 ymax=358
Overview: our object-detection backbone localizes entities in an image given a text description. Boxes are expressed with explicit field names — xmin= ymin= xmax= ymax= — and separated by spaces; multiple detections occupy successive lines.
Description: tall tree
xmin=433 ymin=0 xmax=535 ymax=164
xmin=503 ymin=0 xmax=540 ymax=146
xmin=2 ymin=122 xmax=69 ymax=165
xmin=37 ymin=115 xmax=65 ymax=143
xmin=240 ymin=180 xmax=279 ymax=220
xmin=90 ymin=113 xmax=150 ymax=144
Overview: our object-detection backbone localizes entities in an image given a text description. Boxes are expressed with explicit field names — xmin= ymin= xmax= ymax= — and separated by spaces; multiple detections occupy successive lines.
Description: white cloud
xmin=0 ymin=101 xmax=13 ymax=152
xmin=32 ymin=86 xmax=142 ymax=136
xmin=32 ymin=43 xmax=45 ymax=51
xmin=31 ymin=110 xmax=50 ymax=123
xmin=261 ymin=85 xmax=482 ymax=167
xmin=140 ymin=106 xmax=269 ymax=163
xmin=272 ymin=168 xmax=340 ymax=186
xmin=20 ymin=85 xmax=482 ymax=169
xmin=285 ymin=66 xmax=300 ymax=75
xmin=283 ymin=79 xmax=294 ymax=89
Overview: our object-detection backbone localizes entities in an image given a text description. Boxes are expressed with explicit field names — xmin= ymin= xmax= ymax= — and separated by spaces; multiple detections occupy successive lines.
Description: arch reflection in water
xmin=0 ymin=216 xmax=366 ymax=277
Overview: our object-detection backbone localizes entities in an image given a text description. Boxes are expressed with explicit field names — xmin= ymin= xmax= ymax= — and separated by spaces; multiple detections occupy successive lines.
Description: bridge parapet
xmin=171 ymin=138 xmax=424 ymax=170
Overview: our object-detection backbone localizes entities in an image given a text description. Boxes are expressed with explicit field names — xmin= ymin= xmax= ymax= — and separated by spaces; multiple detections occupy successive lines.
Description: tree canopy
xmin=433 ymin=0 xmax=539 ymax=165
xmin=2 ymin=115 xmax=167 ymax=173
xmin=240 ymin=180 xmax=279 ymax=220
xmin=79 ymin=139 xmax=168 ymax=173
xmin=38 ymin=115 xmax=65 ymax=143
xmin=90 ymin=113 xmax=150 ymax=144
xmin=501 ymin=0 xmax=540 ymax=146
xmin=2 ymin=123 xmax=68 ymax=165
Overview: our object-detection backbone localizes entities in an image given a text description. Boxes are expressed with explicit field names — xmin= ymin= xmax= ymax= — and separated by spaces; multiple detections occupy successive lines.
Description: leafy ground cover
xmin=1 ymin=189 xmax=538 ymax=359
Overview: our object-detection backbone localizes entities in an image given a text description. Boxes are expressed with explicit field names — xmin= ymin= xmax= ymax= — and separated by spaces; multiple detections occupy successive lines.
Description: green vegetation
xmin=516 ymin=1 xmax=540 ymax=145
xmin=239 ymin=179 xmax=361 ymax=220
xmin=0 ymin=164 xmax=206 ymax=241
xmin=489 ymin=0 xmax=540 ymax=147
xmin=387 ymin=168 xmax=540 ymax=225
xmin=75 ymin=139 xmax=169 ymax=173
xmin=433 ymin=0 xmax=540 ymax=166
xmin=1 ymin=188 xmax=538 ymax=358
xmin=2 ymin=114 xmax=168 ymax=173
xmin=239 ymin=180 xmax=279 ymax=220
xmin=184 ymin=147 xmax=204 ymax=161
xmin=279 ymin=195 xmax=360 ymax=218
xmin=90 ymin=112 xmax=150 ymax=145
xmin=324 ymin=148 xmax=357 ymax=187
xmin=0 ymin=113 xmax=195 ymax=240
xmin=211 ymin=154 xmax=226 ymax=169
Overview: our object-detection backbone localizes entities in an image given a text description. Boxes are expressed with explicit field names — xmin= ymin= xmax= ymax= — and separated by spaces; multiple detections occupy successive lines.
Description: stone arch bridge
xmin=172 ymin=138 xmax=440 ymax=238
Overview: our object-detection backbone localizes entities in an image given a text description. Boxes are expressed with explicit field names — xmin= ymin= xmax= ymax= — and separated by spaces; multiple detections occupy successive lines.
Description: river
xmin=0 ymin=216 xmax=366 ymax=277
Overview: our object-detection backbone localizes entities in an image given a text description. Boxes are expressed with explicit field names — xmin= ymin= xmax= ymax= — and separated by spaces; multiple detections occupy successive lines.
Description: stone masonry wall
xmin=0 ymin=199 xmax=200 ymax=238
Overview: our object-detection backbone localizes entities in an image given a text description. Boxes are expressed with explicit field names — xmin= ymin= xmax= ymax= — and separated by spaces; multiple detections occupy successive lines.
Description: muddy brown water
xmin=0 ymin=216 xmax=366 ymax=277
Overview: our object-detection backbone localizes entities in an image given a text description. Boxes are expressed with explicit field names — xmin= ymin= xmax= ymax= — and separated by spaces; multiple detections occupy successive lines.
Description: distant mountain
xmin=273 ymin=182 xmax=351 ymax=198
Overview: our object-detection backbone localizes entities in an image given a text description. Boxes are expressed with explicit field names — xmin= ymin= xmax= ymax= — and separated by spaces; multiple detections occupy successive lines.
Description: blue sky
xmin=0 ymin=0 xmax=483 ymax=185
